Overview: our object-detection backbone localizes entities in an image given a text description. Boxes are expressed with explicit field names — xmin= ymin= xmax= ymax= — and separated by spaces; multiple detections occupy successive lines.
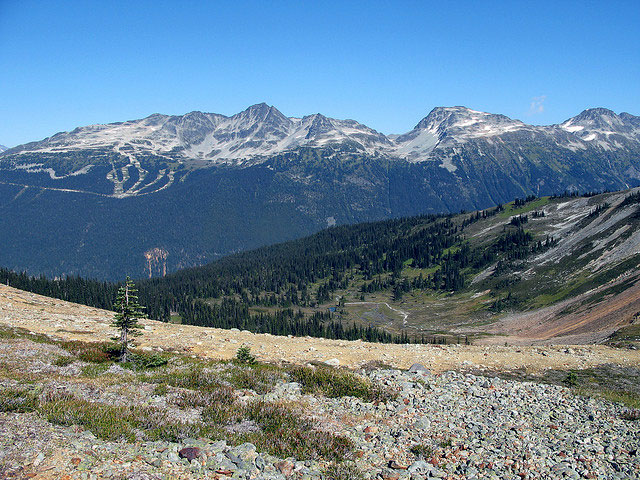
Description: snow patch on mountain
xmin=559 ymin=108 xmax=640 ymax=150
xmin=14 ymin=163 xmax=94 ymax=179
xmin=2 ymin=104 xmax=639 ymax=198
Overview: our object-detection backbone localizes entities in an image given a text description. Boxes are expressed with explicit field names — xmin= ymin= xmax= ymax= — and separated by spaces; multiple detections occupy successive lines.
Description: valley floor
xmin=2 ymin=285 xmax=640 ymax=479
xmin=1 ymin=284 xmax=639 ymax=373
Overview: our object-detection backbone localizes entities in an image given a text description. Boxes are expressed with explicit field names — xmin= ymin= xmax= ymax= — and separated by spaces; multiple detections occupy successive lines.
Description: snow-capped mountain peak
xmin=560 ymin=108 xmax=640 ymax=147
xmin=3 ymin=104 xmax=639 ymax=176
xmin=562 ymin=108 xmax=624 ymax=131
xmin=392 ymin=106 xmax=527 ymax=161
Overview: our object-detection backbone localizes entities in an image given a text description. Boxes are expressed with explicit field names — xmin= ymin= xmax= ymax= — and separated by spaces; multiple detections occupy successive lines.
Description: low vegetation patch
xmin=620 ymin=409 xmax=640 ymax=421
xmin=0 ymin=325 xmax=54 ymax=343
xmin=574 ymin=387 xmax=640 ymax=410
xmin=321 ymin=461 xmax=365 ymax=480
xmin=482 ymin=364 xmax=640 ymax=410
xmin=228 ymin=363 xmax=287 ymax=394
xmin=0 ymin=328 xmax=399 ymax=462
xmin=0 ymin=387 xmax=39 ymax=413
xmin=0 ymin=329 xmax=370 ymax=464
xmin=288 ymin=365 xmax=396 ymax=402
xmin=239 ymin=401 xmax=354 ymax=461
xmin=1 ymin=382 xmax=354 ymax=460
xmin=410 ymin=443 xmax=435 ymax=459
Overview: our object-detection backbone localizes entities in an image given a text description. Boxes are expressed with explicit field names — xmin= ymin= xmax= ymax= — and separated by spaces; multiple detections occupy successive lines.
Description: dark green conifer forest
xmin=0 ymin=196 xmax=555 ymax=343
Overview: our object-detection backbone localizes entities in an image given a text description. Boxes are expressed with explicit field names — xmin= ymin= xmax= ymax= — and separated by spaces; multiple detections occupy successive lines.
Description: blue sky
xmin=1 ymin=0 xmax=639 ymax=147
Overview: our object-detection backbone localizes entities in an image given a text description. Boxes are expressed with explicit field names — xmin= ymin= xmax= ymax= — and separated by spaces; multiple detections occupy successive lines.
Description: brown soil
xmin=2 ymin=284 xmax=640 ymax=374
xmin=479 ymin=271 xmax=640 ymax=345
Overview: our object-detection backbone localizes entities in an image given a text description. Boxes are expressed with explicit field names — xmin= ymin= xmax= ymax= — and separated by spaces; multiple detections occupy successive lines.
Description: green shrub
xmin=59 ymin=341 xmax=120 ymax=363
xmin=202 ymin=402 xmax=242 ymax=425
xmin=239 ymin=401 xmax=354 ymax=461
xmin=152 ymin=383 xmax=168 ymax=396
xmin=146 ymin=421 xmax=211 ymax=442
xmin=439 ymin=437 xmax=453 ymax=448
xmin=226 ymin=363 xmax=285 ymax=394
xmin=0 ymin=388 xmax=38 ymax=413
xmin=410 ymin=443 xmax=434 ymax=459
xmin=565 ymin=371 xmax=579 ymax=387
xmin=40 ymin=397 xmax=140 ymax=441
xmin=140 ymin=367 xmax=226 ymax=391
xmin=129 ymin=352 xmax=169 ymax=369
xmin=53 ymin=356 xmax=74 ymax=367
xmin=170 ymin=387 xmax=235 ymax=409
xmin=288 ymin=365 xmax=396 ymax=402
xmin=235 ymin=345 xmax=256 ymax=364
xmin=322 ymin=461 xmax=365 ymax=480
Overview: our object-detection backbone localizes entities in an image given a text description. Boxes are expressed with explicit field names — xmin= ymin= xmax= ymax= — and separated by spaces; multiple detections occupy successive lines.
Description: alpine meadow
xmin=2 ymin=2 xmax=640 ymax=479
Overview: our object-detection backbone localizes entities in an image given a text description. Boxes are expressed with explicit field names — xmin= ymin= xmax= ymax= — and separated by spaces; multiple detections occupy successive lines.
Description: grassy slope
xmin=312 ymin=190 xmax=640 ymax=342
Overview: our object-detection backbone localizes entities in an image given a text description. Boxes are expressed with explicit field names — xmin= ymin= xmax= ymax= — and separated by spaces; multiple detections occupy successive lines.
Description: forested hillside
xmin=2 ymin=105 xmax=639 ymax=280
xmin=0 ymin=195 xmax=556 ymax=341
xmin=3 ymin=188 xmax=639 ymax=344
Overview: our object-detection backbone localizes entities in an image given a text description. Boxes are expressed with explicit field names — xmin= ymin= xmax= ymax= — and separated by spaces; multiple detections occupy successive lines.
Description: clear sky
xmin=1 ymin=0 xmax=639 ymax=147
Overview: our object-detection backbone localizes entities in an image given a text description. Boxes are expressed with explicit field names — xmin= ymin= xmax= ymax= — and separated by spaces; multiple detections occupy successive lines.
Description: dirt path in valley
xmin=2 ymin=284 xmax=640 ymax=374
xmin=344 ymin=301 xmax=410 ymax=326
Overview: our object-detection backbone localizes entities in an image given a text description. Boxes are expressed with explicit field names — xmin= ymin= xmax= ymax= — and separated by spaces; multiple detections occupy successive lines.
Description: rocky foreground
xmin=1 ymin=285 xmax=640 ymax=479
xmin=0 ymin=333 xmax=639 ymax=480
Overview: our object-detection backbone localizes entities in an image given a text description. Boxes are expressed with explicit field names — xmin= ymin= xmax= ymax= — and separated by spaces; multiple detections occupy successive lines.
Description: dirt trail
xmin=345 ymin=301 xmax=409 ymax=325
xmin=2 ymin=284 xmax=640 ymax=374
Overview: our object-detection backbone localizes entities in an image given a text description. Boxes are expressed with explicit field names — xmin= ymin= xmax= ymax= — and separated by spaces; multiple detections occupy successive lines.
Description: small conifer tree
xmin=235 ymin=345 xmax=256 ymax=364
xmin=112 ymin=276 xmax=145 ymax=362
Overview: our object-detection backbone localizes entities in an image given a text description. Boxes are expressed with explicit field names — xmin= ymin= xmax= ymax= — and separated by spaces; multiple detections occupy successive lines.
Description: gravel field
xmin=1 ymin=284 xmax=640 ymax=479
xmin=2 ymin=359 xmax=639 ymax=479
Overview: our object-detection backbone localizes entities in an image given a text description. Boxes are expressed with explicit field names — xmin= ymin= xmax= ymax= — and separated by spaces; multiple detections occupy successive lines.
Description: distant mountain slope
xmin=2 ymin=188 xmax=639 ymax=344
xmin=1 ymin=104 xmax=639 ymax=279
xmin=0 ymin=145 xmax=7 ymax=153
xmin=136 ymin=188 xmax=640 ymax=344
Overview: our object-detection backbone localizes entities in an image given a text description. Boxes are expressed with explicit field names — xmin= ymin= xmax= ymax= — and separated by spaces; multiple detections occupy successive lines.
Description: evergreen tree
xmin=112 ymin=276 xmax=145 ymax=362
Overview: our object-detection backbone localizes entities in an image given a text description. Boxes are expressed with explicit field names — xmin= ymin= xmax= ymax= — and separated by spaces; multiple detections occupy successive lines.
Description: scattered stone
xmin=2 ymin=316 xmax=640 ymax=480
xmin=275 ymin=460 xmax=295 ymax=476
xmin=408 ymin=363 xmax=430 ymax=374
xmin=178 ymin=447 xmax=201 ymax=462
xmin=388 ymin=460 xmax=407 ymax=470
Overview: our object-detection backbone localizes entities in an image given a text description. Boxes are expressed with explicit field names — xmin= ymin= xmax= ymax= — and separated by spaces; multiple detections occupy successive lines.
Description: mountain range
xmin=1 ymin=104 xmax=639 ymax=279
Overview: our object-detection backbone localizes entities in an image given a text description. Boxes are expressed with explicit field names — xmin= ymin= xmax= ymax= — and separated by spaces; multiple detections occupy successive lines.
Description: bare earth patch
xmin=2 ymin=284 xmax=640 ymax=374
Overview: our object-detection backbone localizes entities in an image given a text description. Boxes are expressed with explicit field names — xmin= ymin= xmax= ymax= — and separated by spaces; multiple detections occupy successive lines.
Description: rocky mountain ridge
xmin=1 ymin=105 xmax=640 ymax=279
xmin=3 ymin=105 xmax=640 ymax=179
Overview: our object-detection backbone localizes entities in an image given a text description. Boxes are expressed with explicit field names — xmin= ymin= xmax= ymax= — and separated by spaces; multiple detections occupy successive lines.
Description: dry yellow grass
xmin=2 ymin=284 xmax=640 ymax=374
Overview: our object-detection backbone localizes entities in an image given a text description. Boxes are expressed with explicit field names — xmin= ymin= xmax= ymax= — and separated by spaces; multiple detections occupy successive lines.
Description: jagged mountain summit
xmin=3 ymin=103 xmax=391 ymax=170
xmin=559 ymin=107 xmax=640 ymax=148
xmin=4 ymin=104 xmax=640 ymax=180
xmin=1 ymin=104 xmax=639 ymax=279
